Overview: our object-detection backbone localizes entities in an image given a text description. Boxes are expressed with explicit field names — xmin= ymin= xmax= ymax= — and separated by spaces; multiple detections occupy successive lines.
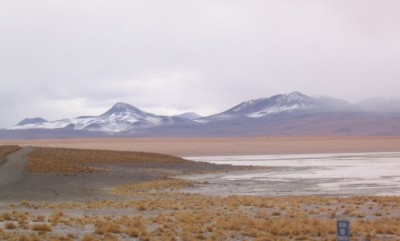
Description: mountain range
xmin=2 ymin=92 xmax=400 ymax=139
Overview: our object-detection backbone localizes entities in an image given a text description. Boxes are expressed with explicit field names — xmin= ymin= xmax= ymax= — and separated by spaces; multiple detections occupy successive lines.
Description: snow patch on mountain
xmin=8 ymin=102 xmax=187 ymax=133
xmin=198 ymin=92 xmax=316 ymax=122
xmin=246 ymin=104 xmax=308 ymax=118
xmin=245 ymin=92 xmax=314 ymax=118
xmin=231 ymin=99 xmax=258 ymax=113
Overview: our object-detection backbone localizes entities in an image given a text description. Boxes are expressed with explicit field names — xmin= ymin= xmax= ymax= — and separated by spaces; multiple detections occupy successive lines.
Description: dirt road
xmin=0 ymin=146 xmax=32 ymax=186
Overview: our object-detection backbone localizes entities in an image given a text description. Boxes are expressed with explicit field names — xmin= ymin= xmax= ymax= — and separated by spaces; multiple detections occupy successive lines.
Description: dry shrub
xmin=32 ymin=215 xmax=45 ymax=222
xmin=31 ymin=223 xmax=52 ymax=232
xmin=103 ymin=233 xmax=119 ymax=241
xmin=126 ymin=227 xmax=139 ymax=237
xmin=139 ymin=230 xmax=150 ymax=241
xmin=49 ymin=212 xmax=64 ymax=225
xmin=271 ymin=211 xmax=281 ymax=216
xmin=26 ymin=233 xmax=41 ymax=241
xmin=111 ymin=178 xmax=196 ymax=195
xmin=47 ymin=236 xmax=74 ymax=241
xmin=95 ymin=221 xmax=122 ymax=234
xmin=0 ymin=213 xmax=12 ymax=221
xmin=137 ymin=204 xmax=147 ymax=211
xmin=4 ymin=222 xmax=17 ymax=229
xmin=17 ymin=234 xmax=29 ymax=241
xmin=81 ymin=234 xmax=101 ymax=241
xmin=26 ymin=147 xmax=188 ymax=175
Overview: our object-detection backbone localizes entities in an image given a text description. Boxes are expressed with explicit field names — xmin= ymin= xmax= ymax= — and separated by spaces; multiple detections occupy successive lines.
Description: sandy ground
xmin=1 ymin=136 xmax=400 ymax=156
xmin=0 ymin=147 xmax=247 ymax=202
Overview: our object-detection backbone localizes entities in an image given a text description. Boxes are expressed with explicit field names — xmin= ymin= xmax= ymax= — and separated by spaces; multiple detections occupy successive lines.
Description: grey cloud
xmin=1 ymin=0 xmax=400 ymax=127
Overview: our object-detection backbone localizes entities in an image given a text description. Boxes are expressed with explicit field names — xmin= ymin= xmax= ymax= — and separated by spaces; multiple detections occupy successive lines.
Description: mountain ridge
xmin=198 ymin=92 xmax=317 ymax=123
xmin=17 ymin=117 xmax=48 ymax=126
xmin=5 ymin=92 xmax=400 ymax=138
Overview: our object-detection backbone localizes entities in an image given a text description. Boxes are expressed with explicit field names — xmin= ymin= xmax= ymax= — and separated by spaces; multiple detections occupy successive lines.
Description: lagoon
xmin=183 ymin=152 xmax=400 ymax=196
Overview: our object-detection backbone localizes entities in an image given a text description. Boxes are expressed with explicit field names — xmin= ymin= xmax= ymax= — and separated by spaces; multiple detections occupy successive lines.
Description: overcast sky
xmin=1 ymin=1 xmax=400 ymax=127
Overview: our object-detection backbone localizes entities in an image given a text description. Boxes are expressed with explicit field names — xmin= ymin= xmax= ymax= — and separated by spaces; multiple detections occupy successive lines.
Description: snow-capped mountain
xmin=9 ymin=102 xmax=190 ymax=133
xmin=198 ymin=92 xmax=317 ymax=122
xmin=5 ymin=92 xmax=400 ymax=138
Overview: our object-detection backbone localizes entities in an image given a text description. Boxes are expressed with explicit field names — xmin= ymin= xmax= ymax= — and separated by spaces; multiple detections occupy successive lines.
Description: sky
xmin=1 ymin=0 xmax=400 ymax=128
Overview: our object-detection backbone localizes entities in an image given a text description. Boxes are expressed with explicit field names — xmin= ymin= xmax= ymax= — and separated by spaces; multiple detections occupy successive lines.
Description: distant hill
xmin=8 ymin=102 xmax=191 ymax=133
xmin=17 ymin=117 xmax=48 ymax=126
xmin=173 ymin=112 xmax=202 ymax=120
xmin=3 ymin=92 xmax=400 ymax=139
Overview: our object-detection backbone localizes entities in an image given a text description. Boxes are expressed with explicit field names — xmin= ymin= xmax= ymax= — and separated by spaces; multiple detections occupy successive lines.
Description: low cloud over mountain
xmin=3 ymin=92 xmax=400 ymax=138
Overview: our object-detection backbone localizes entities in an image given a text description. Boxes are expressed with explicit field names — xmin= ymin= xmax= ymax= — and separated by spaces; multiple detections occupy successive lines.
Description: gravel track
xmin=0 ymin=146 xmax=32 ymax=186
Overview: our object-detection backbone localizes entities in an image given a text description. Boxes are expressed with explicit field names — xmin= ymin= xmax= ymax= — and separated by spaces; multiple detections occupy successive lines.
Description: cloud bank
xmin=1 ymin=1 xmax=400 ymax=127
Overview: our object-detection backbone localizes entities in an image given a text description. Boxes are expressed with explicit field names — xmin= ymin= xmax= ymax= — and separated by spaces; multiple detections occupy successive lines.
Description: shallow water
xmin=183 ymin=152 xmax=400 ymax=196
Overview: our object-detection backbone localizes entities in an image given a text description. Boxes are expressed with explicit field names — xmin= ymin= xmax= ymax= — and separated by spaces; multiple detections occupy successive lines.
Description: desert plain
xmin=0 ymin=136 xmax=399 ymax=241
xmin=2 ymin=136 xmax=400 ymax=156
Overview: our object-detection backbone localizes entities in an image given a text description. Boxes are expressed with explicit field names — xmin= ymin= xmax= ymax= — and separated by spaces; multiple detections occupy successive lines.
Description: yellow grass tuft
xmin=81 ymin=234 xmax=101 ymax=241
xmin=48 ymin=212 xmax=64 ymax=225
xmin=4 ymin=222 xmax=17 ymax=230
xmin=31 ymin=223 xmax=52 ymax=232
xmin=111 ymin=177 xmax=196 ymax=196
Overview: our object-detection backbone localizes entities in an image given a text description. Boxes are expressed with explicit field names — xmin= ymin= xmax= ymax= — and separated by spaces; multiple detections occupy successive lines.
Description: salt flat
xmin=183 ymin=152 xmax=400 ymax=196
